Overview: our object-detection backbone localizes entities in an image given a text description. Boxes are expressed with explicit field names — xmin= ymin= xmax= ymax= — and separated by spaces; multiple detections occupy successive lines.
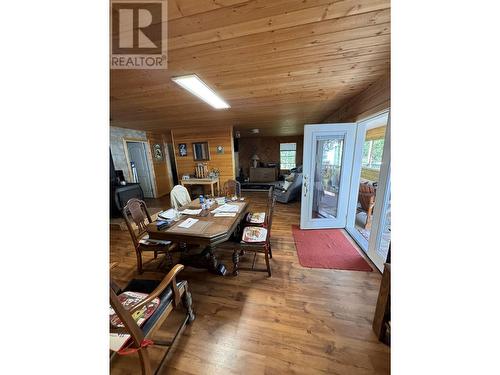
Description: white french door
xmin=300 ymin=123 xmax=357 ymax=229
xmin=345 ymin=111 xmax=391 ymax=271
xmin=366 ymin=117 xmax=391 ymax=271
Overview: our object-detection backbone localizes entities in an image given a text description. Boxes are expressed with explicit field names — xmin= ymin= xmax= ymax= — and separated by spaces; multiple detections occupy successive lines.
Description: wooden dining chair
xmin=122 ymin=198 xmax=176 ymax=274
xmin=110 ymin=264 xmax=195 ymax=375
xmin=232 ymin=195 xmax=276 ymax=277
xmin=243 ymin=186 xmax=273 ymax=224
xmin=222 ymin=179 xmax=241 ymax=197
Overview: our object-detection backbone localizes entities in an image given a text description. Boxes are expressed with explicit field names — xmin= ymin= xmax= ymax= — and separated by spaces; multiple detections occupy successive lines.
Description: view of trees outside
xmin=362 ymin=139 xmax=384 ymax=169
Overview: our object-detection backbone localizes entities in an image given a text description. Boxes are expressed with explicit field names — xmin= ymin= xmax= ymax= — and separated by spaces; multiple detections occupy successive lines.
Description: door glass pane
xmin=352 ymin=114 xmax=388 ymax=251
xmin=311 ymin=136 xmax=344 ymax=218
xmin=377 ymin=190 xmax=391 ymax=259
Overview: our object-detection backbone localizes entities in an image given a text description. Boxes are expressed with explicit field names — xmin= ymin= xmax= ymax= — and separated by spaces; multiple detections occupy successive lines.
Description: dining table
xmin=147 ymin=197 xmax=249 ymax=274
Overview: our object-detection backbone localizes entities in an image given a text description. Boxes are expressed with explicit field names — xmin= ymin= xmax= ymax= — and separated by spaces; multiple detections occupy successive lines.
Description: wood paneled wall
xmin=238 ymin=136 xmax=303 ymax=177
xmin=146 ymin=132 xmax=173 ymax=197
xmin=171 ymin=125 xmax=235 ymax=193
xmin=323 ymin=72 xmax=390 ymax=123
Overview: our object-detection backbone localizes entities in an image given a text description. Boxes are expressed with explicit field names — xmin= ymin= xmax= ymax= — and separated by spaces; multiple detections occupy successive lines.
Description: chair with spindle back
xmin=222 ymin=179 xmax=241 ymax=197
xmin=110 ymin=264 xmax=195 ymax=375
xmin=232 ymin=194 xmax=276 ymax=277
xmin=122 ymin=198 xmax=176 ymax=274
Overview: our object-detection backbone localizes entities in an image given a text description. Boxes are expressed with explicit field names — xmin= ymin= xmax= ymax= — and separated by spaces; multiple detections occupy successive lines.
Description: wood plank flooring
xmin=110 ymin=192 xmax=390 ymax=374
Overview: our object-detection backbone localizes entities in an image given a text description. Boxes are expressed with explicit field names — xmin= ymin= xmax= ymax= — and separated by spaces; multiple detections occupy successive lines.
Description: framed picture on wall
xmin=178 ymin=143 xmax=187 ymax=156
xmin=152 ymin=143 xmax=164 ymax=161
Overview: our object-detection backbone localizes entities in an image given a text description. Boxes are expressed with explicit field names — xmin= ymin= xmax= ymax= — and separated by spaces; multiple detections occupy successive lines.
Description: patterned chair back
xmin=122 ymin=198 xmax=152 ymax=248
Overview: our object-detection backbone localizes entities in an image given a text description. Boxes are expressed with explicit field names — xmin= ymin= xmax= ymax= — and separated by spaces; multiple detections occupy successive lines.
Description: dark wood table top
xmin=147 ymin=198 xmax=249 ymax=246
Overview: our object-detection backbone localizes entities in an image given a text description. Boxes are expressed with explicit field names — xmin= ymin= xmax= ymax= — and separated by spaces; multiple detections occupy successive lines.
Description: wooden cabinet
xmin=249 ymin=167 xmax=277 ymax=182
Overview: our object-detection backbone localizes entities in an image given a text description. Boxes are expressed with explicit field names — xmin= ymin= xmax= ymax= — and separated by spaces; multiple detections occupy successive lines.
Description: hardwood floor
xmin=110 ymin=192 xmax=390 ymax=374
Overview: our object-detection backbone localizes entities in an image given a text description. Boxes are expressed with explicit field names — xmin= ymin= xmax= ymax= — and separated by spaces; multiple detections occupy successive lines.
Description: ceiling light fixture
xmin=171 ymin=74 xmax=230 ymax=109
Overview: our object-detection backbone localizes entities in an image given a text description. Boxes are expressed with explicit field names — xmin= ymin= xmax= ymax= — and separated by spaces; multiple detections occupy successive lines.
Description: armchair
xmin=110 ymin=264 xmax=195 ymax=375
xmin=358 ymin=183 xmax=376 ymax=229
xmin=275 ymin=172 xmax=302 ymax=203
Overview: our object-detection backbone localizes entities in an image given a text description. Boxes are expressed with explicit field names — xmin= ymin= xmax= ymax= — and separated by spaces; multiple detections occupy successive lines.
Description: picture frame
xmin=192 ymin=142 xmax=210 ymax=161
xmin=178 ymin=143 xmax=188 ymax=157
xmin=152 ymin=143 xmax=163 ymax=161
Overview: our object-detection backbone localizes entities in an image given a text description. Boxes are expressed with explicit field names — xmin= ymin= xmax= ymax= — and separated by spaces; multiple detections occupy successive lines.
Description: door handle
xmin=303 ymin=175 xmax=308 ymax=197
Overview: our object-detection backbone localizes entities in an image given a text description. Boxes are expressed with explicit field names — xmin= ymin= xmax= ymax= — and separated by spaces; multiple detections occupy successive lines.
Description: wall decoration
xmin=178 ymin=143 xmax=187 ymax=157
xmin=216 ymin=145 xmax=224 ymax=154
xmin=152 ymin=143 xmax=164 ymax=161
xmin=193 ymin=142 xmax=210 ymax=161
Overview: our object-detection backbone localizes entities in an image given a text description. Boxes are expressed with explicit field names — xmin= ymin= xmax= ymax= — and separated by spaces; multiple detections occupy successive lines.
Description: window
xmin=362 ymin=139 xmax=384 ymax=169
xmin=280 ymin=143 xmax=297 ymax=170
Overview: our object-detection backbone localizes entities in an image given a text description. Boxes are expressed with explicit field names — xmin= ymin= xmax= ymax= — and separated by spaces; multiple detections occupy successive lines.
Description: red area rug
xmin=292 ymin=225 xmax=372 ymax=271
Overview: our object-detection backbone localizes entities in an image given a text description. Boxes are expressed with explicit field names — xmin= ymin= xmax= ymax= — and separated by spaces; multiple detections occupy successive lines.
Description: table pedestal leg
xmin=180 ymin=245 xmax=226 ymax=276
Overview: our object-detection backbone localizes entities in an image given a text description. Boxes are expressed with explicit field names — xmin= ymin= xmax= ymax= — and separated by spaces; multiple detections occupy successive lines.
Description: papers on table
xmin=214 ymin=212 xmax=237 ymax=217
xmin=212 ymin=204 xmax=240 ymax=213
xmin=178 ymin=218 xmax=199 ymax=228
xmin=158 ymin=209 xmax=175 ymax=220
xmin=180 ymin=209 xmax=202 ymax=215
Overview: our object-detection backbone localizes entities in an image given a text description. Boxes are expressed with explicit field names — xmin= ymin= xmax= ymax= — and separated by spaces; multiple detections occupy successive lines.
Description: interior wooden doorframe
xmin=122 ymin=138 xmax=158 ymax=198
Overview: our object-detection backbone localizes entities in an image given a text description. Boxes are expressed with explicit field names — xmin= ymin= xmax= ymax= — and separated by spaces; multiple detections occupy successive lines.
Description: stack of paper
xmin=213 ymin=204 xmax=240 ymax=213
xmin=178 ymin=218 xmax=199 ymax=228
xmin=158 ymin=209 xmax=175 ymax=220
xmin=214 ymin=212 xmax=237 ymax=217
xmin=180 ymin=209 xmax=202 ymax=215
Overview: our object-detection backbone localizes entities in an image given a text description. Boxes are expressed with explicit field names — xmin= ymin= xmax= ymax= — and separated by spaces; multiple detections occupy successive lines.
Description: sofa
xmin=274 ymin=166 xmax=303 ymax=203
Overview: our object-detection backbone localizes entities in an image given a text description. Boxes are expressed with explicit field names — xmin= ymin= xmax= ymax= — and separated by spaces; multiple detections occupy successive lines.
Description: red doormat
xmin=292 ymin=225 xmax=373 ymax=271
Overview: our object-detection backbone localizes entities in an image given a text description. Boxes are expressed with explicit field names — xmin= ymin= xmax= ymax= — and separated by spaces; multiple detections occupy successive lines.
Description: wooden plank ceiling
xmin=110 ymin=0 xmax=390 ymax=136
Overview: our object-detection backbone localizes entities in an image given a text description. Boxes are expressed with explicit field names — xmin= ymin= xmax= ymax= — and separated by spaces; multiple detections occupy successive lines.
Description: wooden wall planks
xmin=171 ymin=125 xmax=235 ymax=193
xmin=238 ymin=135 xmax=304 ymax=177
xmin=323 ymin=72 xmax=390 ymax=123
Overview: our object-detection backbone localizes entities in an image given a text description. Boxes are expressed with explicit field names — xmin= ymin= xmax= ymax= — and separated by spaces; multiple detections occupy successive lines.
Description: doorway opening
xmin=299 ymin=110 xmax=391 ymax=271
xmin=124 ymin=140 xmax=155 ymax=198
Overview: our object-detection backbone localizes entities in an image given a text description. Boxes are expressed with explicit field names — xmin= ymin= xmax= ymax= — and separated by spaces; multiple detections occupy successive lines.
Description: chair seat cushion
xmin=123 ymin=279 xmax=187 ymax=336
xmin=139 ymin=234 xmax=172 ymax=246
xmin=241 ymin=226 xmax=268 ymax=243
xmin=245 ymin=212 xmax=266 ymax=225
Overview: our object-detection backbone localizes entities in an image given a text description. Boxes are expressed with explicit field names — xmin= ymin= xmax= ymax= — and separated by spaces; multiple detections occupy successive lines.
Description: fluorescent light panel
xmin=171 ymin=74 xmax=230 ymax=109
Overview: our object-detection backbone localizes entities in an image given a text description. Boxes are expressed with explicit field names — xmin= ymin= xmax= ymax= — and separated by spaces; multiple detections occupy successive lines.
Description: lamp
xmin=251 ymin=154 xmax=260 ymax=168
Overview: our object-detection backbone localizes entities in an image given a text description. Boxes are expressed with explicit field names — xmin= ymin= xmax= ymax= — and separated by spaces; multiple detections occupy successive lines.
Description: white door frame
xmin=300 ymin=123 xmax=356 ymax=229
xmin=345 ymin=121 xmax=370 ymax=250
xmin=344 ymin=110 xmax=391 ymax=271
xmin=366 ymin=114 xmax=391 ymax=271
xmin=123 ymin=139 xmax=158 ymax=198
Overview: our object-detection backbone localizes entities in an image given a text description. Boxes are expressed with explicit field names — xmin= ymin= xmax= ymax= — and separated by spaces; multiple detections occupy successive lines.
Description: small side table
xmin=180 ymin=177 xmax=220 ymax=196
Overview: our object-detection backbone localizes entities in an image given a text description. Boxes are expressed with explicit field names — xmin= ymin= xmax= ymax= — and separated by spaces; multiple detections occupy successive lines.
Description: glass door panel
xmin=301 ymin=123 xmax=356 ymax=229
xmin=311 ymin=136 xmax=344 ymax=219
xmin=346 ymin=112 xmax=389 ymax=253
xmin=377 ymin=189 xmax=391 ymax=259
